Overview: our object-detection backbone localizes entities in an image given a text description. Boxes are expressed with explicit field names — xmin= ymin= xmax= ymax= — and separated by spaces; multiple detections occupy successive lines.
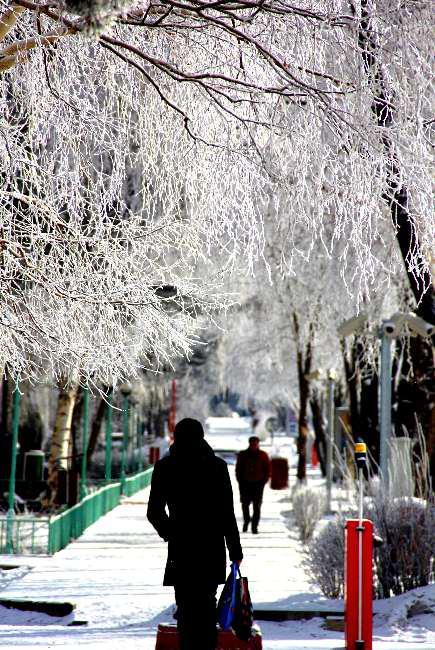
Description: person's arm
xmin=147 ymin=462 xmax=171 ymax=541
xmin=222 ymin=462 xmax=243 ymax=562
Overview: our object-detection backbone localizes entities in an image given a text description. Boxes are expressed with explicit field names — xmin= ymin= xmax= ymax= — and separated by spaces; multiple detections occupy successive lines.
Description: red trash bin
xmin=149 ymin=446 xmax=160 ymax=464
xmin=270 ymin=457 xmax=288 ymax=489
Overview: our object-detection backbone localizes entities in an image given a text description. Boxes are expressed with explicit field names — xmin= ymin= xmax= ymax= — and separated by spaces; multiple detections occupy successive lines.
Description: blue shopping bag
xmin=217 ymin=562 xmax=238 ymax=630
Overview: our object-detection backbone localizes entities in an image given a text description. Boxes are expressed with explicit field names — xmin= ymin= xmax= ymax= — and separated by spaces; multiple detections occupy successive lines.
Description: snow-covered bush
xmin=367 ymin=497 xmax=435 ymax=598
xmin=305 ymin=517 xmax=345 ymax=599
xmin=305 ymin=497 xmax=435 ymax=600
xmin=292 ymin=487 xmax=326 ymax=543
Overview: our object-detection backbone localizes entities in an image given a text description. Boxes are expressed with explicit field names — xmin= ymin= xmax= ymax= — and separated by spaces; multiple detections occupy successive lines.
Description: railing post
xmin=6 ymin=386 xmax=21 ymax=554
xmin=80 ymin=387 xmax=89 ymax=501
xmin=105 ymin=388 xmax=113 ymax=483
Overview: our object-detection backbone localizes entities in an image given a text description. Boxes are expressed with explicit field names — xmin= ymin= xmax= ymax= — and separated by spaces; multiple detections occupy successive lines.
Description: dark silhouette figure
xmin=236 ymin=436 xmax=270 ymax=534
xmin=147 ymin=418 xmax=243 ymax=650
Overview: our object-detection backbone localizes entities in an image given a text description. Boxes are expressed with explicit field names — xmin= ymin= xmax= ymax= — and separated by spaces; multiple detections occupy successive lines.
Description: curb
xmin=0 ymin=598 xmax=75 ymax=618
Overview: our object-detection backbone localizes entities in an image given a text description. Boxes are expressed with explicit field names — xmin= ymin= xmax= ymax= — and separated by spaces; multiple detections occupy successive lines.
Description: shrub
xmin=305 ymin=518 xmax=345 ymax=599
xmin=292 ymin=486 xmax=326 ymax=543
xmin=367 ymin=496 xmax=435 ymax=598
xmin=305 ymin=495 xmax=435 ymax=600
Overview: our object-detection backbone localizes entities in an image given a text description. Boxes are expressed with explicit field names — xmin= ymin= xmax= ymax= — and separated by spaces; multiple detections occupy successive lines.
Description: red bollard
xmin=345 ymin=519 xmax=373 ymax=650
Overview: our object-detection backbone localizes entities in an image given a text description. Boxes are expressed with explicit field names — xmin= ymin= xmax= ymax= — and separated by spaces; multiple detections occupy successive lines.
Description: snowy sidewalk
xmin=0 ymin=464 xmax=433 ymax=649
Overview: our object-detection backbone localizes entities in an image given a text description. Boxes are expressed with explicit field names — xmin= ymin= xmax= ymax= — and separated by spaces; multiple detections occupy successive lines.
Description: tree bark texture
xmin=341 ymin=338 xmax=380 ymax=467
xmin=87 ymin=393 xmax=108 ymax=465
xmin=293 ymin=314 xmax=313 ymax=482
xmin=47 ymin=383 xmax=78 ymax=503
xmin=310 ymin=390 xmax=327 ymax=477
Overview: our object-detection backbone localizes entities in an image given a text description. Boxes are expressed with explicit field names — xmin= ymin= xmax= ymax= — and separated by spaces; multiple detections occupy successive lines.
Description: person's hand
xmin=235 ymin=559 xmax=242 ymax=566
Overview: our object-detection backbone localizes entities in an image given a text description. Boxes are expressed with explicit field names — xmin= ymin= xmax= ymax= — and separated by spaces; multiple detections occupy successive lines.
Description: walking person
xmin=236 ymin=436 xmax=270 ymax=534
xmin=147 ymin=418 xmax=243 ymax=650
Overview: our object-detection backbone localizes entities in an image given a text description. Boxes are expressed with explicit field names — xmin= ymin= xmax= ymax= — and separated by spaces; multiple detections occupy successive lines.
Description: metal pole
xmin=80 ymin=387 xmax=89 ymax=500
xmin=137 ymin=407 xmax=143 ymax=472
xmin=120 ymin=393 xmax=129 ymax=490
xmin=6 ymin=386 xmax=21 ymax=554
xmin=326 ymin=374 xmax=335 ymax=513
xmin=379 ymin=329 xmax=392 ymax=486
xmin=104 ymin=388 xmax=113 ymax=482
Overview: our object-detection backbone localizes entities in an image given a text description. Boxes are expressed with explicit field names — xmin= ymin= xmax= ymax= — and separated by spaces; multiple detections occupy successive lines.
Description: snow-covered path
xmin=0 ymin=460 xmax=433 ymax=649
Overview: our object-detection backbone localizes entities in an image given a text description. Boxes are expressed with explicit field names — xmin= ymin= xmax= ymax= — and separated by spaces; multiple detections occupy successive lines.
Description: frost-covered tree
xmin=0 ymin=0 xmax=433 ymax=490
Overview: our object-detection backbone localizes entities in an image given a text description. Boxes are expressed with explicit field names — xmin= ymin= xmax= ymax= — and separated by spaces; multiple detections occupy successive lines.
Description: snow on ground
xmin=0 ymin=426 xmax=433 ymax=649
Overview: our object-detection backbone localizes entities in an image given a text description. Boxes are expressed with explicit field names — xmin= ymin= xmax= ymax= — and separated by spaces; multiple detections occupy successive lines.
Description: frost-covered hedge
xmin=292 ymin=486 xmax=326 ymax=543
xmin=306 ymin=496 xmax=435 ymax=599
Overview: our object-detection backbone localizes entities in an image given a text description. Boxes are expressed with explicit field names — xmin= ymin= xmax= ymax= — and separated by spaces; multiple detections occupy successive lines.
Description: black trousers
xmin=174 ymin=582 xmax=218 ymax=650
xmin=239 ymin=481 xmax=265 ymax=530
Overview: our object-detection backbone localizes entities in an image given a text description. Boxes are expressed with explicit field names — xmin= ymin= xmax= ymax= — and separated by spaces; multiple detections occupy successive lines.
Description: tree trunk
xmin=360 ymin=372 xmax=379 ymax=465
xmin=293 ymin=314 xmax=313 ymax=482
xmin=310 ymin=390 xmax=327 ymax=477
xmin=47 ymin=383 xmax=78 ymax=504
xmin=87 ymin=394 xmax=108 ymax=465
xmin=341 ymin=339 xmax=360 ymax=437
xmin=70 ymin=387 xmax=83 ymax=473
xmin=357 ymin=0 xmax=435 ymax=482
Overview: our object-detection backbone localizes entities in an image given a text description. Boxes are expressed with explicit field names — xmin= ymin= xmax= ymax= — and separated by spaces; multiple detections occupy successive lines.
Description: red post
xmin=345 ymin=519 xmax=373 ymax=650
xmin=311 ymin=443 xmax=319 ymax=467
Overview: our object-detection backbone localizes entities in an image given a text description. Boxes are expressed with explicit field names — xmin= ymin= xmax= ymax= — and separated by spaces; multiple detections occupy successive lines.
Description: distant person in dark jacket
xmin=236 ymin=436 xmax=270 ymax=534
xmin=147 ymin=418 xmax=243 ymax=650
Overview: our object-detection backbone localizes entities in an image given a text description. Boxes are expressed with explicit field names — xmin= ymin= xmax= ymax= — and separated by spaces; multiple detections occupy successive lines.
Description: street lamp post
xmin=6 ymin=386 xmax=21 ymax=554
xmin=80 ymin=387 xmax=89 ymax=500
xmin=379 ymin=323 xmax=393 ymax=486
xmin=120 ymin=383 xmax=132 ymax=490
xmin=104 ymin=388 xmax=113 ymax=483
xmin=136 ymin=407 xmax=143 ymax=472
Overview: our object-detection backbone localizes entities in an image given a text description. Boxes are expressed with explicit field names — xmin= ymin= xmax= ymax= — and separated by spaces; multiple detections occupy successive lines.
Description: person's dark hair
xmin=174 ymin=418 xmax=204 ymax=446
xmin=249 ymin=436 xmax=260 ymax=444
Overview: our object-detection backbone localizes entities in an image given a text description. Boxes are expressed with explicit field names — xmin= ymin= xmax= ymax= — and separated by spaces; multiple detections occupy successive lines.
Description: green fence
xmin=122 ymin=467 xmax=153 ymax=497
xmin=0 ymin=515 xmax=50 ymax=555
xmin=47 ymin=481 xmax=122 ymax=554
xmin=0 ymin=467 xmax=154 ymax=556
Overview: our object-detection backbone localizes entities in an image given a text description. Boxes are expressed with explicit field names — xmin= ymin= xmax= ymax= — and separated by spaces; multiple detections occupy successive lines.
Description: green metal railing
xmin=0 ymin=467 xmax=154 ymax=556
xmin=47 ymin=482 xmax=122 ymax=554
xmin=0 ymin=515 xmax=50 ymax=555
xmin=122 ymin=468 xmax=153 ymax=497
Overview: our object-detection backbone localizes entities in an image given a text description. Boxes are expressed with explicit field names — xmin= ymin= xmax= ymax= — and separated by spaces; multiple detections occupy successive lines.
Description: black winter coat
xmin=147 ymin=439 xmax=243 ymax=586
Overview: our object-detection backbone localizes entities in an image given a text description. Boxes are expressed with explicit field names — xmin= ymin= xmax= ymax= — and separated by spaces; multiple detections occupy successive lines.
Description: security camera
xmin=403 ymin=313 xmax=435 ymax=338
xmin=337 ymin=313 xmax=368 ymax=338
xmin=381 ymin=320 xmax=397 ymax=337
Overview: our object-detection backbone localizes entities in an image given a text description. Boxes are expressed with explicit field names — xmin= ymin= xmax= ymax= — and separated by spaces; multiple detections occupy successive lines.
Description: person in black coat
xmin=147 ymin=418 xmax=243 ymax=650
